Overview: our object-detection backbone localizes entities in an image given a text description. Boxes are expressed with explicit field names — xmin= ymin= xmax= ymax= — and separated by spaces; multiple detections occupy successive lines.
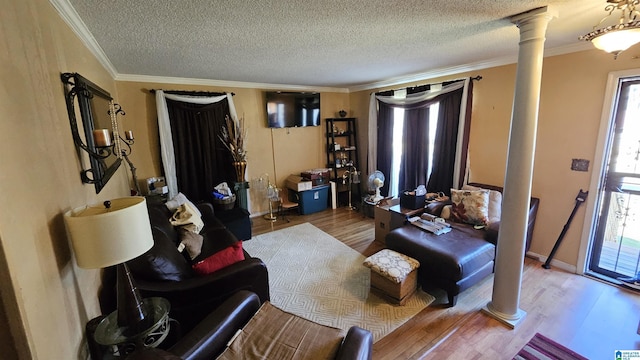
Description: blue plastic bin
xmin=297 ymin=185 xmax=330 ymax=215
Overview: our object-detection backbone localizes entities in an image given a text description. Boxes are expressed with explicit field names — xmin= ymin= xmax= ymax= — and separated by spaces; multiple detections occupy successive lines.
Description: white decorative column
xmin=481 ymin=6 xmax=554 ymax=328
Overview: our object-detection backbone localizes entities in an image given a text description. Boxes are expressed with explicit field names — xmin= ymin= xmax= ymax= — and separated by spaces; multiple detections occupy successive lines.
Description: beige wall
xmin=1 ymin=0 xmax=130 ymax=358
xmin=115 ymin=81 xmax=350 ymax=215
xmin=4 ymin=0 xmax=640 ymax=358
xmin=350 ymin=49 xmax=639 ymax=268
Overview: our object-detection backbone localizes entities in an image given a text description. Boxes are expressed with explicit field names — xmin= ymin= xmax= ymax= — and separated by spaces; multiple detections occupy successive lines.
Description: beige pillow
xmin=462 ymin=184 xmax=502 ymax=225
xmin=170 ymin=202 xmax=204 ymax=233
xmin=450 ymin=189 xmax=490 ymax=226
xmin=440 ymin=205 xmax=452 ymax=220
xmin=165 ymin=192 xmax=202 ymax=217
xmin=178 ymin=228 xmax=203 ymax=260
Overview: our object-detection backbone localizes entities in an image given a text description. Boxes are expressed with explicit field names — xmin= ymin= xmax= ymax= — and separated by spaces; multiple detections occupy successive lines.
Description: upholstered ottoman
xmin=363 ymin=249 xmax=420 ymax=305
xmin=386 ymin=224 xmax=496 ymax=307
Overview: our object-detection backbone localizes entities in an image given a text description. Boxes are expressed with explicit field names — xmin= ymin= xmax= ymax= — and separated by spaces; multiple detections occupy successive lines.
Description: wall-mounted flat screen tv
xmin=266 ymin=91 xmax=320 ymax=128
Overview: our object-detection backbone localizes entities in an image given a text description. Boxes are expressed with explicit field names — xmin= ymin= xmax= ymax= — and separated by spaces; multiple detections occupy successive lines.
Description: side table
xmin=93 ymin=297 xmax=172 ymax=358
xmin=362 ymin=198 xmax=376 ymax=218
xmin=374 ymin=199 xmax=426 ymax=244
xmin=388 ymin=204 xmax=425 ymax=231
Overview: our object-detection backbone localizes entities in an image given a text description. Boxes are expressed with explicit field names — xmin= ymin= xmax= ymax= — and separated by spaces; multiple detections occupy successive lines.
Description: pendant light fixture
xmin=580 ymin=0 xmax=640 ymax=59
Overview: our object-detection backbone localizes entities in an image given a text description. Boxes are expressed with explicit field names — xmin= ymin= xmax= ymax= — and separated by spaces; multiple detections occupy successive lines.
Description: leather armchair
xmin=126 ymin=291 xmax=374 ymax=360
xmin=99 ymin=201 xmax=270 ymax=334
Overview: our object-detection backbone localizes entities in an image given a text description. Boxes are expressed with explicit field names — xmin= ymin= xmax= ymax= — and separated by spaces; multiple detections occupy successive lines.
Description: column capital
xmin=511 ymin=6 xmax=557 ymax=48
xmin=511 ymin=6 xmax=557 ymax=30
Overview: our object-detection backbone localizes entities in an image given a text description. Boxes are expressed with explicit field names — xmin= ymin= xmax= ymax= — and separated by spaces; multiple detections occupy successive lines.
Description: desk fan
xmin=367 ymin=170 xmax=385 ymax=204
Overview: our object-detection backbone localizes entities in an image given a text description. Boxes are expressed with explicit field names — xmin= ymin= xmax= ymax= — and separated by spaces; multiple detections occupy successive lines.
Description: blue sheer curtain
xmin=398 ymin=101 xmax=431 ymax=192
xmin=375 ymin=95 xmax=395 ymax=197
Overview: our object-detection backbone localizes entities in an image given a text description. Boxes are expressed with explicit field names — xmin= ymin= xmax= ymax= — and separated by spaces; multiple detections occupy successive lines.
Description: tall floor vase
xmin=233 ymin=161 xmax=247 ymax=182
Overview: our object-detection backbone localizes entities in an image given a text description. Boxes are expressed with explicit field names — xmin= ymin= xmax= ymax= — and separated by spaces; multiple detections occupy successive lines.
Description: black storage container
xmin=400 ymin=191 xmax=425 ymax=210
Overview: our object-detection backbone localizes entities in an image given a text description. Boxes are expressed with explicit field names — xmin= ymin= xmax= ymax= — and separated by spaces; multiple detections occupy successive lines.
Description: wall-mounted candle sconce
xmin=119 ymin=128 xmax=142 ymax=195
xmin=61 ymin=73 xmax=139 ymax=194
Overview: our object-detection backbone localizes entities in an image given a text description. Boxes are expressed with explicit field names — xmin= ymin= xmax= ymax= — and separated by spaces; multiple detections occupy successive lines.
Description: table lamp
xmin=64 ymin=197 xmax=154 ymax=335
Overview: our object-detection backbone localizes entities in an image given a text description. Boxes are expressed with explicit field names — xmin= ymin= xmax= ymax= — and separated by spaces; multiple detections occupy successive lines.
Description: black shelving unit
xmin=325 ymin=117 xmax=360 ymax=207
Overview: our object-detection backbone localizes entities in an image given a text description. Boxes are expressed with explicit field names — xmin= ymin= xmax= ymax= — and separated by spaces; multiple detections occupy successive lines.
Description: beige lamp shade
xmin=64 ymin=197 xmax=154 ymax=269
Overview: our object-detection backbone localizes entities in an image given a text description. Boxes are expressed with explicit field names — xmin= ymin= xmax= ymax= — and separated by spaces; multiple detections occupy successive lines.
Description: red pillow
xmin=192 ymin=241 xmax=245 ymax=275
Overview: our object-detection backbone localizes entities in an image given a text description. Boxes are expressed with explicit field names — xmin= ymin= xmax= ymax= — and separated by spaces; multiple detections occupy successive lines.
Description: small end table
xmin=388 ymin=204 xmax=425 ymax=231
xmin=93 ymin=297 xmax=171 ymax=357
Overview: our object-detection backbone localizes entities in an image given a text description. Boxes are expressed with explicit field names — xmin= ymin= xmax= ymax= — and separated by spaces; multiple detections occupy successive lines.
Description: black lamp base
xmin=116 ymin=263 xmax=149 ymax=336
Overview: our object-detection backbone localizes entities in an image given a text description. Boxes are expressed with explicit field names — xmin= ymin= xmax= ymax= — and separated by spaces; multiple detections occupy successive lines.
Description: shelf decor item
xmin=220 ymin=115 xmax=248 ymax=181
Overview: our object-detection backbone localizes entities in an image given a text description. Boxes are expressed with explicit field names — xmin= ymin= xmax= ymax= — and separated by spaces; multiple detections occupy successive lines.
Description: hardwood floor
xmin=252 ymin=207 xmax=640 ymax=359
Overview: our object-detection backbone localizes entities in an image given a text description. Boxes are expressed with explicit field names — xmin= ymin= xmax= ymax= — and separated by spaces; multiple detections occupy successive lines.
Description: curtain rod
xmin=150 ymin=89 xmax=235 ymax=96
xmin=373 ymin=75 xmax=482 ymax=95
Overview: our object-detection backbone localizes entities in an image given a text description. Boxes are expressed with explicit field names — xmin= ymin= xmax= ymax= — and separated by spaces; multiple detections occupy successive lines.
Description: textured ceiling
xmin=60 ymin=0 xmax=607 ymax=90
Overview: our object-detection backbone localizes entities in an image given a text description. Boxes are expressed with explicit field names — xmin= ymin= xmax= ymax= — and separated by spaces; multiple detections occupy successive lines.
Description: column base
xmin=481 ymin=302 xmax=527 ymax=329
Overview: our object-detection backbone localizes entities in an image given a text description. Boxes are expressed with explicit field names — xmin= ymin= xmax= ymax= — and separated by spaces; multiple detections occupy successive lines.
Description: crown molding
xmin=115 ymin=74 xmax=350 ymax=93
xmin=347 ymin=55 xmax=519 ymax=93
xmin=49 ymin=0 xmax=118 ymax=78
xmin=348 ymin=42 xmax=595 ymax=93
xmin=544 ymin=41 xmax=594 ymax=57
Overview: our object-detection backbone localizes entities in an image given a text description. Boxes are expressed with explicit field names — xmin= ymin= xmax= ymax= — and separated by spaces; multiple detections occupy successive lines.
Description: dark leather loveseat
xmin=126 ymin=291 xmax=373 ymax=360
xmin=386 ymin=183 xmax=539 ymax=306
xmin=99 ymin=200 xmax=270 ymax=336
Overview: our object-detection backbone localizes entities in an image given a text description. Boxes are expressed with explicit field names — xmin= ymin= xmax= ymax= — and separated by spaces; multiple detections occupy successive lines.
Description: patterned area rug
xmin=243 ymin=222 xmax=435 ymax=342
xmin=513 ymin=333 xmax=588 ymax=360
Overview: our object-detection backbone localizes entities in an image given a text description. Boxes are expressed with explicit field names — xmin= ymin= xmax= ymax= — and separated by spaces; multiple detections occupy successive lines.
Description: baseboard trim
xmin=526 ymin=251 xmax=577 ymax=273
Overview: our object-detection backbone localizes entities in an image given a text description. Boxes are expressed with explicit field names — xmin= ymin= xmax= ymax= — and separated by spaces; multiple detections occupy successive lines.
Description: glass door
xmin=589 ymin=77 xmax=640 ymax=279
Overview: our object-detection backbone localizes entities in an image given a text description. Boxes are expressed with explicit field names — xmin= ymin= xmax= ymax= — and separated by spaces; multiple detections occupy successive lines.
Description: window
xmin=388 ymin=103 xmax=440 ymax=197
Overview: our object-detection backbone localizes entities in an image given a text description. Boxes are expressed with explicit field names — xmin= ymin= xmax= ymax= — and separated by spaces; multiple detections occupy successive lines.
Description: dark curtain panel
xmin=166 ymin=99 xmax=233 ymax=202
xmin=426 ymin=87 xmax=463 ymax=195
xmin=398 ymin=104 xmax=429 ymax=191
xmin=399 ymin=85 xmax=431 ymax=190
xmin=376 ymin=101 xmax=395 ymax=197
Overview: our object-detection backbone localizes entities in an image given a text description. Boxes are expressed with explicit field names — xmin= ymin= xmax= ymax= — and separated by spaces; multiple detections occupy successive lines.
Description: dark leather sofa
xmin=99 ymin=200 xmax=270 ymax=335
xmin=126 ymin=291 xmax=373 ymax=360
xmin=386 ymin=183 xmax=539 ymax=306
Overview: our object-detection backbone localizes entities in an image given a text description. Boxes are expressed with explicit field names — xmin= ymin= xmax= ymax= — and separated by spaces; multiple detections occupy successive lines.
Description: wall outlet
xmin=571 ymin=159 xmax=590 ymax=172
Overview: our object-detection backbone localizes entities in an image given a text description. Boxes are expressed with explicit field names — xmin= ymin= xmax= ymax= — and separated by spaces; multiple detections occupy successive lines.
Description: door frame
xmin=578 ymin=68 xmax=640 ymax=275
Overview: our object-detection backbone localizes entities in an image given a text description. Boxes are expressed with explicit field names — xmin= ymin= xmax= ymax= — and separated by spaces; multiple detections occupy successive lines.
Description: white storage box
xmin=286 ymin=175 xmax=313 ymax=192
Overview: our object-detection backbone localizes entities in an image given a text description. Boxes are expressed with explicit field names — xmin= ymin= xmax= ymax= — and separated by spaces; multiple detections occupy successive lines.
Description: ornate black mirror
xmin=61 ymin=72 xmax=122 ymax=193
